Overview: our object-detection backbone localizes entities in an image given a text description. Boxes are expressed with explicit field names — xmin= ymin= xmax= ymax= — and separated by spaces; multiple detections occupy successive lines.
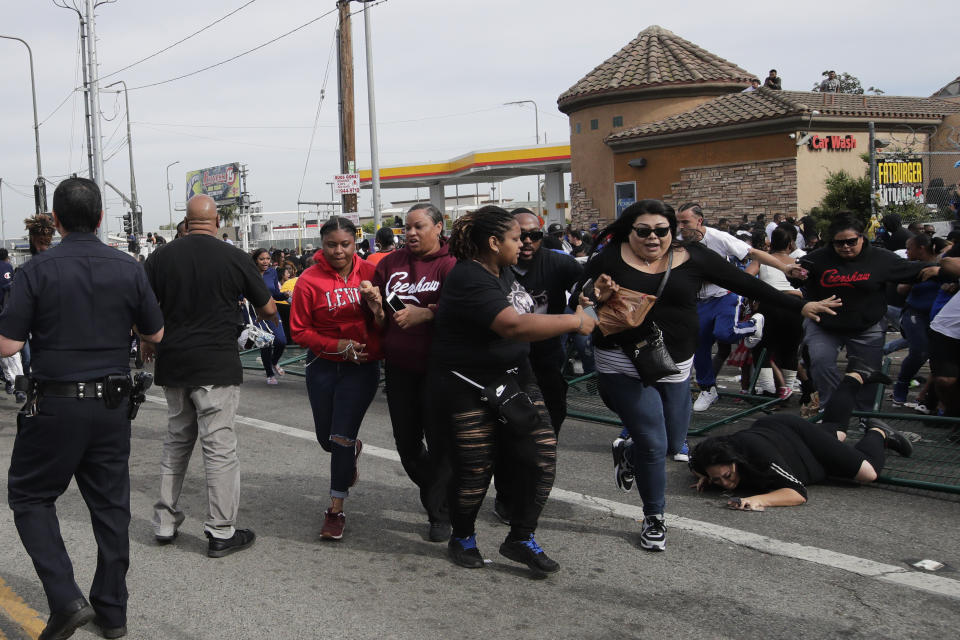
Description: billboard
xmin=876 ymin=158 xmax=924 ymax=206
xmin=186 ymin=163 xmax=241 ymax=203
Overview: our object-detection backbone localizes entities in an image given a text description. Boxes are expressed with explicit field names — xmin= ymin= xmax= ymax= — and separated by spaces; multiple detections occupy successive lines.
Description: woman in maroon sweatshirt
xmin=373 ymin=203 xmax=457 ymax=543
xmin=291 ymin=216 xmax=384 ymax=541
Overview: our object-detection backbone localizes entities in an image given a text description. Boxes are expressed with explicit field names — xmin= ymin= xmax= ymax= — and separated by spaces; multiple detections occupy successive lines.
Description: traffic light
xmin=123 ymin=212 xmax=133 ymax=234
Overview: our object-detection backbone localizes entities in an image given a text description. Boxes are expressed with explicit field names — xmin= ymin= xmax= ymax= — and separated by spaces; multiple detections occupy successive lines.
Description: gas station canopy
xmin=358 ymin=144 xmax=570 ymax=189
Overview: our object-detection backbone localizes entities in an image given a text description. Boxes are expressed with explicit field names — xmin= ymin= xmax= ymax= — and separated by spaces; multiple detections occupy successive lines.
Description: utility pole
xmin=85 ymin=0 xmax=107 ymax=239
xmin=361 ymin=1 xmax=381 ymax=229
xmin=337 ymin=1 xmax=357 ymax=215
xmin=54 ymin=2 xmax=94 ymax=180
xmin=106 ymin=81 xmax=139 ymax=235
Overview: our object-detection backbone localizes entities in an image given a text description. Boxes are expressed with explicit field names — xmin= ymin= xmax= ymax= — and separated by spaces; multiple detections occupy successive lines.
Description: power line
xmin=126 ymin=6 xmax=340 ymax=91
xmin=129 ymin=105 xmax=511 ymax=130
xmin=297 ymin=29 xmax=338 ymax=204
xmin=97 ymin=0 xmax=259 ymax=82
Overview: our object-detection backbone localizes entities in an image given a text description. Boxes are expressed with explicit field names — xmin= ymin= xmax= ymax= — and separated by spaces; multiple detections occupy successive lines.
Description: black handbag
xmin=618 ymin=252 xmax=680 ymax=384
xmin=451 ymin=368 xmax=542 ymax=434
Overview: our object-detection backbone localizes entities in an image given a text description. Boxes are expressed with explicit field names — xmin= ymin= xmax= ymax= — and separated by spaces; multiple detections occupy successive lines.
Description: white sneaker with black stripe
xmin=640 ymin=514 xmax=666 ymax=551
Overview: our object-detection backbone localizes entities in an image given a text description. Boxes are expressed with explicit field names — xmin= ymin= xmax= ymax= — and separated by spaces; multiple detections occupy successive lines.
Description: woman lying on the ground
xmin=688 ymin=357 xmax=914 ymax=510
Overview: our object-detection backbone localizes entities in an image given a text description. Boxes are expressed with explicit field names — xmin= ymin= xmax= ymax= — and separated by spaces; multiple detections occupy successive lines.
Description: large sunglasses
xmin=633 ymin=226 xmax=671 ymax=239
xmin=832 ymin=236 xmax=861 ymax=248
xmin=520 ymin=230 xmax=544 ymax=242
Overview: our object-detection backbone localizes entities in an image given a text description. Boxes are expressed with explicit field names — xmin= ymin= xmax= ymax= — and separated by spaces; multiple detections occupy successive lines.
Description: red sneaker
xmin=350 ymin=440 xmax=363 ymax=487
xmin=321 ymin=509 xmax=345 ymax=540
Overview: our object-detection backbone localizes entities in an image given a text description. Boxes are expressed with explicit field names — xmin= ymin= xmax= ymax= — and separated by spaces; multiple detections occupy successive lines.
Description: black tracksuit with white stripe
xmin=725 ymin=414 xmax=882 ymax=500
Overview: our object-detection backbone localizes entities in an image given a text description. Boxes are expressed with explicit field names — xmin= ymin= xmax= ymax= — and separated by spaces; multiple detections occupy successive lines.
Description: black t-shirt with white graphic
xmin=511 ymin=248 xmax=583 ymax=368
xmin=430 ymin=260 xmax=532 ymax=377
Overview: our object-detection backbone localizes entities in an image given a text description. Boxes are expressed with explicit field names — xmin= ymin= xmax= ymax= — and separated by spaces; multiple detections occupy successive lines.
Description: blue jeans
xmin=260 ymin=319 xmax=287 ymax=377
xmin=597 ymin=373 xmax=691 ymax=516
xmin=893 ymin=308 xmax=930 ymax=402
xmin=882 ymin=305 xmax=907 ymax=355
xmin=305 ymin=355 xmax=380 ymax=498
xmin=694 ymin=293 xmax=756 ymax=388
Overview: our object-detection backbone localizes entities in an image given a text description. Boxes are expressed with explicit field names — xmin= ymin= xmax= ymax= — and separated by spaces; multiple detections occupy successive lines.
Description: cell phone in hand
xmin=385 ymin=291 xmax=406 ymax=313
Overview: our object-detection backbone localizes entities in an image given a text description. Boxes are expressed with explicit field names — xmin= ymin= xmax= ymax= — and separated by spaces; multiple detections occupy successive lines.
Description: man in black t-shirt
xmin=144 ymin=195 xmax=277 ymax=558
xmin=510 ymin=210 xmax=584 ymax=431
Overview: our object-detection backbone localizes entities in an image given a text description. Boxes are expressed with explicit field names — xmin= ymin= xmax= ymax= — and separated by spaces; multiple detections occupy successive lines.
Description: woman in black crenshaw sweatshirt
xmin=801 ymin=214 xmax=940 ymax=410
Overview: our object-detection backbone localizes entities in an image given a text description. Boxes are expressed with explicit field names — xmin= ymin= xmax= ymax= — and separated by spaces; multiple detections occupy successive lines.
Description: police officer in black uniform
xmin=0 ymin=177 xmax=164 ymax=640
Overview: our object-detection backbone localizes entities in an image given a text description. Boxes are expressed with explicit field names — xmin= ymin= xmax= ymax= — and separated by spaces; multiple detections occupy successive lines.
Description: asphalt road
xmin=1 ymin=366 xmax=959 ymax=640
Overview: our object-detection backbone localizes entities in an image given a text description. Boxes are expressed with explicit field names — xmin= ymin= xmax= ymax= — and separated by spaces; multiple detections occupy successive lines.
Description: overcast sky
xmin=1 ymin=0 xmax=957 ymax=236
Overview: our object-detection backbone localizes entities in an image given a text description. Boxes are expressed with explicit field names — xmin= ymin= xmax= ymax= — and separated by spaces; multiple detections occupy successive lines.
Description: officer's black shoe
xmin=38 ymin=598 xmax=94 ymax=640
xmin=92 ymin=617 xmax=127 ymax=638
xmin=865 ymin=418 xmax=914 ymax=458
xmin=845 ymin=356 xmax=892 ymax=385
xmin=206 ymin=528 xmax=256 ymax=558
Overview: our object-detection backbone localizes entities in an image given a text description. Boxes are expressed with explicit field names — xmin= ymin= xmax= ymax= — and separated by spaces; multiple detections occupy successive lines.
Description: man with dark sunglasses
xmin=490 ymin=209 xmax=583 ymax=524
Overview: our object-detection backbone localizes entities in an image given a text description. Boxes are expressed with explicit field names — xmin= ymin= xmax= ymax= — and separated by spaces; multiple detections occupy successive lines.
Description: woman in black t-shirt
xmin=689 ymin=363 xmax=914 ymax=510
xmin=429 ymin=205 xmax=595 ymax=575
xmin=585 ymin=199 xmax=839 ymax=552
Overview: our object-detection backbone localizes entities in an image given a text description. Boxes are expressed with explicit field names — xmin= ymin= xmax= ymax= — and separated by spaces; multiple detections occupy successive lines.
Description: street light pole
xmin=166 ymin=161 xmax=180 ymax=231
xmin=0 ymin=35 xmax=45 ymax=213
xmin=0 ymin=178 xmax=6 ymax=246
xmin=105 ymin=81 xmax=139 ymax=235
xmin=505 ymin=99 xmax=541 ymax=217
xmin=361 ymin=0 xmax=382 ymax=230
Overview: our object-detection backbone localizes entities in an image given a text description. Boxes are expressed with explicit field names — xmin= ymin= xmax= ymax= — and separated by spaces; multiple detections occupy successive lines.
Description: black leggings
xmin=431 ymin=364 xmax=556 ymax=541
xmin=384 ymin=365 xmax=450 ymax=524
xmin=758 ymin=302 xmax=802 ymax=370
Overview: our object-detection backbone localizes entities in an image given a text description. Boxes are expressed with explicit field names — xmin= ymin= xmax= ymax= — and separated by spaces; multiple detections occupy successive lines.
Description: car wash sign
xmin=876 ymin=158 xmax=924 ymax=206
xmin=807 ymin=134 xmax=857 ymax=151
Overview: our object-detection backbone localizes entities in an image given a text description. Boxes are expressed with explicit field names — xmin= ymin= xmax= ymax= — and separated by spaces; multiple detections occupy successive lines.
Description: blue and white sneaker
xmin=673 ymin=440 xmax=690 ymax=462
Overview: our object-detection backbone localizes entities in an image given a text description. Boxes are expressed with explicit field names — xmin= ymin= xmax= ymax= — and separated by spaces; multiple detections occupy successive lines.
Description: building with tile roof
xmin=558 ymin=27 xmax=960 ymax=225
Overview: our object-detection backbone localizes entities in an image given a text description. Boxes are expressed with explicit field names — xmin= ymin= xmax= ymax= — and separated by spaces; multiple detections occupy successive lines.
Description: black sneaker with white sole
xmin=611 ymin=437 xmax=634 ymax=492
xmin=639 ymin=514 xmax=666 ymax=551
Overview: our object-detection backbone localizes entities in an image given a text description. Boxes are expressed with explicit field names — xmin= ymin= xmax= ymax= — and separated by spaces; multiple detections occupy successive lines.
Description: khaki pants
xmin=152 ymin=385 xmax=241 ymax=539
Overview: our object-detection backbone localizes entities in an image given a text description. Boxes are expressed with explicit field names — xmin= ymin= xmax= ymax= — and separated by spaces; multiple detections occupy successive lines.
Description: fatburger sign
xmin=807 ymin=134 xmax=857 ymax=151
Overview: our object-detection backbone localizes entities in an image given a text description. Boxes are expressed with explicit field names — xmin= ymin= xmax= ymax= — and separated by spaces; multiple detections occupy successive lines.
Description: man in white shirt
xmin=677 ymin=203 xmax=804 ymax=411
xmin=765 ymin=213 xmax=784 ymax=241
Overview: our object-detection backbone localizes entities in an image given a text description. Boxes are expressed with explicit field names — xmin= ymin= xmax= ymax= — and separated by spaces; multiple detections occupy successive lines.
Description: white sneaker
xmin=693 ymin=386 xmax=719 ymax=412
xmin=572 ymin=360 xmax=584 ymax=375
xmin=744 ymin=313 xmax=765 ymax=349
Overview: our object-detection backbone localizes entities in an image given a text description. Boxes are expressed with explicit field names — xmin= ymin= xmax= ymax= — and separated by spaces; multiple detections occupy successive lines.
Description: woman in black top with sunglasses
xmin=585 ymin=200 xmax=839 ymax=552
xmin=800 ymin=214 xmax=940 ymax=410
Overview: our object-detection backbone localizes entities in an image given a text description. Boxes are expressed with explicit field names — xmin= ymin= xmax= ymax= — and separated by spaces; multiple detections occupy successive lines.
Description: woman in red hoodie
xmin=290 ymin=216 xmax=384 ymax=541
xmin=373 ymin=203 xmax=457 ymax=543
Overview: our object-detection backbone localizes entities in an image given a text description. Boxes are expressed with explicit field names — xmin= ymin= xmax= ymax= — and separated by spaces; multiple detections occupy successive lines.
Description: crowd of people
xmin=2 ymin=178 xmax=958 ymax=638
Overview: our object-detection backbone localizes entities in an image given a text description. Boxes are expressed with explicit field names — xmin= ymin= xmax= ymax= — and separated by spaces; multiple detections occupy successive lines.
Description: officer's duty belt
xmin=37 ymin=379 xmax=123 ymax=400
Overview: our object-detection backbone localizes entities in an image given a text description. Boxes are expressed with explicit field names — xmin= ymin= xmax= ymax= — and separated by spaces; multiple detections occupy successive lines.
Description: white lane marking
xmin=144 ymin=395 xmax=960 ymax=600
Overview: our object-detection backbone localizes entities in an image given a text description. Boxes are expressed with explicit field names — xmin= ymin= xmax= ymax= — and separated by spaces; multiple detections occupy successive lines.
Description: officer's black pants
xmin=7 ymin=396 xmax=131 ymax=627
